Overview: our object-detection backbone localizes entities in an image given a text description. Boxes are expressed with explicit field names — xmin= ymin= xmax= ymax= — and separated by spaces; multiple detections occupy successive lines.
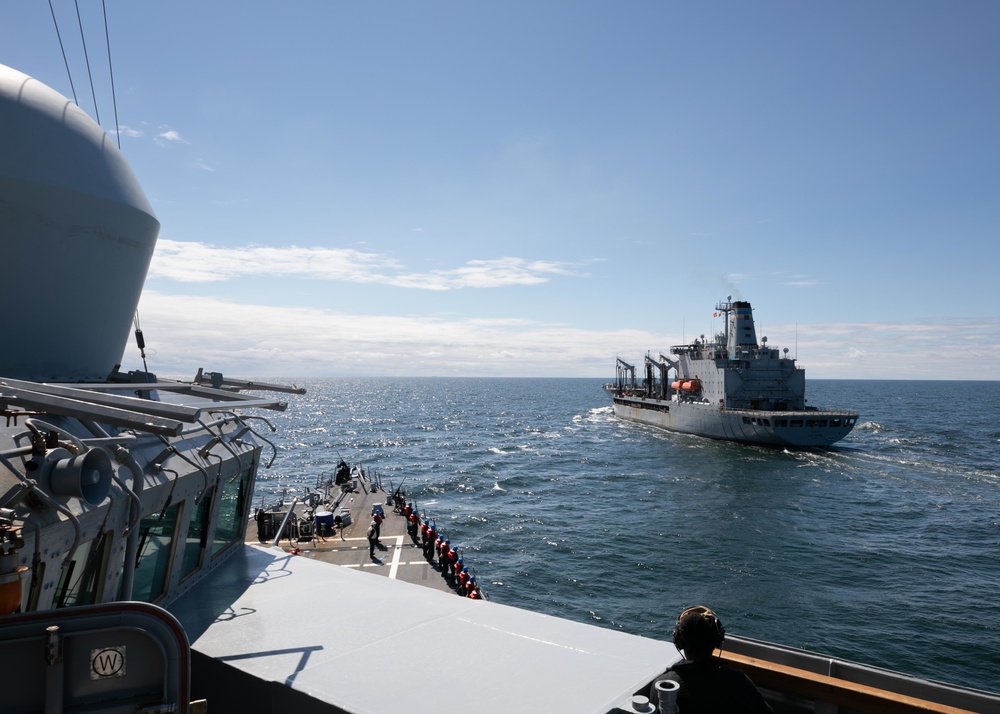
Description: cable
xmin=101 ymin=0 xmax=121 ymax=150
xmin=73 ymin=0 xmax=100 ymax=124
xmin=48 ymin=0 xmax=79 ymax=105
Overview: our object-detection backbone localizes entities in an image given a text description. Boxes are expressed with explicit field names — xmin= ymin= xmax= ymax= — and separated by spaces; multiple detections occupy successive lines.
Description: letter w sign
xmin=91 ymin=646 xmax=126 ymax=679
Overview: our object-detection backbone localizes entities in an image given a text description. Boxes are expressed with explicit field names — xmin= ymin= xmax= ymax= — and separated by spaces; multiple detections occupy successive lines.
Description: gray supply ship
xmin=2 ymin=56 xmax=998 ymax=714
xmin=606 ymin=299 xmax=859 ymax=447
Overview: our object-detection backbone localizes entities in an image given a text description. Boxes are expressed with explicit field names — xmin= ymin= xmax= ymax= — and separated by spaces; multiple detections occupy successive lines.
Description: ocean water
xmin=252 ymin=378 xmax=1000 ymax=693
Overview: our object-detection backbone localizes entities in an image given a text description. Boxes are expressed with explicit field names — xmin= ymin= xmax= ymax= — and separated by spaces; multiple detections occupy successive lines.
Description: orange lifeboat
xmin=672 ymin=379 xmax=702 ymax=392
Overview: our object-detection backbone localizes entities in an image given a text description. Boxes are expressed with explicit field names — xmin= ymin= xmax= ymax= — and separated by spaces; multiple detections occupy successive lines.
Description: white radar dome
xmin=0 ymin=64 xmax=160 ymax=382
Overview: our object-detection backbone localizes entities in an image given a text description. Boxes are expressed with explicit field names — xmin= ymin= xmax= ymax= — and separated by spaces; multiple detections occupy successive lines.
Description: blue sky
xmin=4 ymin=2 xmax=998 ymax=379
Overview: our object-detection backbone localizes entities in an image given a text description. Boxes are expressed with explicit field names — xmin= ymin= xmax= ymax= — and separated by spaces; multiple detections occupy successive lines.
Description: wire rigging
xmin=73 ymin=0 xmax=101 ymax=124
xmin=50 ymin=1 xmax=149 ymax=374
xmin=48 ymin=0 xmax=79 ymax=106
xmin=101 ymin=0 xmax=121 ymax=150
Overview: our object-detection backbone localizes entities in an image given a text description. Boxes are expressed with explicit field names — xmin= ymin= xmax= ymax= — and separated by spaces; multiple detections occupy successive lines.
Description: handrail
xmin=719 ymin=651 xmax=977 ymax=714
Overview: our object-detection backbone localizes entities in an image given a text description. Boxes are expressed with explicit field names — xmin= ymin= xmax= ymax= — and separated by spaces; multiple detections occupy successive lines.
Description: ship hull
xmin=611 ymin=395 xmax=855 ymax=447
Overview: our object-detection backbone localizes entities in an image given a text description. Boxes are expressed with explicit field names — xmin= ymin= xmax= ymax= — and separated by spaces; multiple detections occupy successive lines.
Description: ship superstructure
xmin=607 ymin=299 xmax=858 ymax=447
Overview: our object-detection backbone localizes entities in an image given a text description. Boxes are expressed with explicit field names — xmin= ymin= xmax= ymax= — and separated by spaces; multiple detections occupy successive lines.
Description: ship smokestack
xmin=727 ymin=301 xmax=758 ymax=353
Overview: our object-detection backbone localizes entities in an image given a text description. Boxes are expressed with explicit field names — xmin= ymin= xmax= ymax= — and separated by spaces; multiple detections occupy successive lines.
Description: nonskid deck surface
xmin=247 ymin=478 xmax=464 ymax=596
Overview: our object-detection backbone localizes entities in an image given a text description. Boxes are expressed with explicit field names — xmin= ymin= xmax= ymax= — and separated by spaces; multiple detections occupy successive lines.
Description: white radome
xmin=0 ymin=64 xmax=159 ymax=381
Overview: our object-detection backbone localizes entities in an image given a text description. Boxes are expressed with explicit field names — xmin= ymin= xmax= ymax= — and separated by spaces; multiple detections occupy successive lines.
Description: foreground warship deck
xmin=246 ymin=474 xmax=461 ymax=595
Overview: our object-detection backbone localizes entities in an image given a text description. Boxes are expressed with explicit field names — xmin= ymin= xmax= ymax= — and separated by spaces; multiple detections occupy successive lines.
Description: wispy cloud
xmin=148 ymin=240 xmax=399 ymax=283
xmin=154 ymin=128 xmax=188 ymax=146
xmin=147 ymin=240 xmax=590 ymax=290
xmin=130 ymin=291 xmax=656 ymax=377
xmin=392 ymin=257 xmax=587 ymax=290
xmin=126 ymin=292 xmax=1000 ymax=379
xmin=116 ymin=125 xmax=143 ymax=139
xmin=772 ymin=271 xmax=819 ymax=288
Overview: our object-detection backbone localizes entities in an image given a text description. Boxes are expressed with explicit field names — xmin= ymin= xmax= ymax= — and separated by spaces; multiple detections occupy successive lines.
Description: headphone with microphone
xmin=672 ymin=605 xmax=726 ymax=653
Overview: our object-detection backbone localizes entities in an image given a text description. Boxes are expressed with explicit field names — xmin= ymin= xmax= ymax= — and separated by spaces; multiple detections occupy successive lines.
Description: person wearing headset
xmin=649 ymin=605 xmax=773 ymax=713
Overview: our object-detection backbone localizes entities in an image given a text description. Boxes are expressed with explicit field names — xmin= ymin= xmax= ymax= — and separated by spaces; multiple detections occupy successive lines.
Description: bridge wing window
xmin=213 ymin=468 xmax=252 ymax=558
xmin=55 ymin=531 xmax=111 ymax=608
xmin=132 ymin=503 xmax=181 ymax=603
xmin=181 ymin=486 xmax=216 ymax=579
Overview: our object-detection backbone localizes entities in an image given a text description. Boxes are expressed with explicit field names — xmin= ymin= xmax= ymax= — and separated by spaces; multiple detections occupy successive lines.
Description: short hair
xmin=672 ymin=605 xmax=726 ymax=654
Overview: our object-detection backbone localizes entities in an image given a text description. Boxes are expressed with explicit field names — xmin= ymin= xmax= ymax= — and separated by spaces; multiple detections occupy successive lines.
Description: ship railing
xmin=723 ymin=407 xmax=860 ymax=418
xmin=718 ymin=638 xmax=998 ymax=714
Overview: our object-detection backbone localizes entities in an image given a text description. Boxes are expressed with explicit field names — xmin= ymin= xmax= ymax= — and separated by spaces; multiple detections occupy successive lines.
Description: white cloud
xmin=128 ymin=291 xmax=655 ymax=378
xmin=148 ymin=240 xmax=402 ymax=283
xmin=147 ymin=240 xmax=589 ymax=290
xmin=125 ymin=292 xmax=1000 ymax=380
xmin=155 ymin=129 xmax=187 ymax=146
xmin=116 ymin=125 xmax=143 ymax=138
xmin=392 ymin=257 xmax=584 ymax=290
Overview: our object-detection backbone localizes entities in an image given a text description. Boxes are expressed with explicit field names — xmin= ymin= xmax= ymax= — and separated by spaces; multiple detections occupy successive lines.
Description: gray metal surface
xmin=607 ymin=300 xmax=858 ymax=447
xmin=0 ymin=63 xmax=159 ymax=382
xmin=169 ymin=545 xmax=675 ymax=714
xmin=0 ymin=602 xmax=191 ymax=713
xmin=611 ymin=397 xmax=855 ymax=447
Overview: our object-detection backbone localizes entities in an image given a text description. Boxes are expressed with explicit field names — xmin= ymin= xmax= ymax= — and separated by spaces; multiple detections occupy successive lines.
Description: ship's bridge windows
xmin=790 ymin=419 xmax=803 ymax=427
xmin=181 ymin=486 xmax=216 ymax=579
xmin=132 ymin=502 xmax=182 ymax=603
xmin=54 ymin=531 xmax=111 ymax=608
xmin=774 ymin=419 xmax=788 ymax=427
xmin=212 ymin=466 xmax=253 ymax=558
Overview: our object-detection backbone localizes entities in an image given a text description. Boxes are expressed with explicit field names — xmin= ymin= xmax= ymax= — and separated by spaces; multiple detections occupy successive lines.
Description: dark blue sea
xmin=252 ymin=378 xmax=1000 ymax=694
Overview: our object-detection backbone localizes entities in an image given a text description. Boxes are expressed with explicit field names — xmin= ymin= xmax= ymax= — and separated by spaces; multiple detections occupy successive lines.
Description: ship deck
xmin=246 ymin=479 xmax=459 ymax=596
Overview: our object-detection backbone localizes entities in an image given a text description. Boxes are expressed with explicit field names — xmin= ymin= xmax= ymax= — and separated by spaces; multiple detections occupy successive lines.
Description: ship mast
xmin=717 ymin=296 xmax=734 ymax=349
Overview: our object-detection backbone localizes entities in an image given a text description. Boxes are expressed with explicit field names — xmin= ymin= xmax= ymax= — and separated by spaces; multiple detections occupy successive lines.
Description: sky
xmin=3 ymin=1 xmax=999 ymax=379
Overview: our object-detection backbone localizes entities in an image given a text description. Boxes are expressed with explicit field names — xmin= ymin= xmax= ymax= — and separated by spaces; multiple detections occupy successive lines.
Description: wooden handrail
xmin=719 ymin=651 xmax=976 ymax=714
